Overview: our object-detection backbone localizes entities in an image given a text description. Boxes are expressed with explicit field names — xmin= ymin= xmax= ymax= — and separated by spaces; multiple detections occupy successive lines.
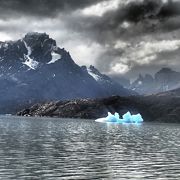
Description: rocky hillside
xmin=17 ymin=88 xmax=180 ymax=123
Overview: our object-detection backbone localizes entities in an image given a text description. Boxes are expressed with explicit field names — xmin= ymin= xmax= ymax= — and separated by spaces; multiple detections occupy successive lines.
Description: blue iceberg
xmin=95 ymin=112 xmax=143 ymax=123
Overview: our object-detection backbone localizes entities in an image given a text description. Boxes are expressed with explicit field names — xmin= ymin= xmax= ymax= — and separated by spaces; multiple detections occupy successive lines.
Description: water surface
xmin=0 ymin=116 xmax=179 ymax=179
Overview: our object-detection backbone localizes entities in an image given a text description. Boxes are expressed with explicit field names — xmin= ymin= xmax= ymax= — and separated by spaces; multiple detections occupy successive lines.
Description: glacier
xmin=95 ymin=112 xmax=143 ymax=123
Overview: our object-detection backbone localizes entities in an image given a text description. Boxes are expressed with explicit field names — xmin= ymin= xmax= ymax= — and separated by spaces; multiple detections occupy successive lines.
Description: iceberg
xmin=95 ymin=112 xmax=143 ymax=123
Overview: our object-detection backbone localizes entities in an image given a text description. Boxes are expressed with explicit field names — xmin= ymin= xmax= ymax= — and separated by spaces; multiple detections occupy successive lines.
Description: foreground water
xmin=0 ymin=116 xmax=179 ymax=179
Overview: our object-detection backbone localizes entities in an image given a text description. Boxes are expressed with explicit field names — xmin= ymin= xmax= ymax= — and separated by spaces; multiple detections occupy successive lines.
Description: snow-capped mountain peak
xmin=0 ymin=32 xmax=136 ymax=114
xmin=87 ymin=66 xmax=101 ymax=81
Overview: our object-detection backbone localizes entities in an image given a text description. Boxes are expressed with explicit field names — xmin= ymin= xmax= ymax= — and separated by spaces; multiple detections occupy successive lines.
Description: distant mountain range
xmin=0 ymin=32 xmax=135 ymax=113
xmin=130 ymin=68 xmax=180 ymax=95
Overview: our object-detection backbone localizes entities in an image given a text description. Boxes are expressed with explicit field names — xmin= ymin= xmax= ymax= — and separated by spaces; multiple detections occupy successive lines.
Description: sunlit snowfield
xmin=0 ymin=116 xmax=179 ymax=179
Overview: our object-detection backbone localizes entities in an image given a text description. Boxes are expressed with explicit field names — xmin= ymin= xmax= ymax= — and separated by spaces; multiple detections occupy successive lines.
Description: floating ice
xmin=95 ymin=112 xmax=143 ymax=124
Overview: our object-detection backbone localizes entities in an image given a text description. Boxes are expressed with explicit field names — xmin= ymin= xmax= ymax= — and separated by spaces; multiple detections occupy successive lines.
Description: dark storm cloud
xmin=58 ymin=0 xmax=180 ymax=50
xmin=0 ymin=0 xmax=107 ymax=17
xmin=0 ymin=0 xmax=180 ymax=78
xmin=90 ymin=0 xmax=180 ymax=39
xmin=1 ymin=0 xmax=180 ymax=40
xmin=74 ymin=0 xmax=180 ymax=76
xmin=120 ymin=0 xmax=180 ymax=23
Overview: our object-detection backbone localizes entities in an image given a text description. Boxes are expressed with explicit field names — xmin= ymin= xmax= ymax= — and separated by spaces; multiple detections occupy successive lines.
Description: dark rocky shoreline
xmin=17 ymin=92 xmax=180 ymax=123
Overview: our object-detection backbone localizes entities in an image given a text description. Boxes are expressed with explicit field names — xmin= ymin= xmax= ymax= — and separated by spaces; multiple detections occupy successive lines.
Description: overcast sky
xmin=1 ymin=0 xmax=180 ymax=78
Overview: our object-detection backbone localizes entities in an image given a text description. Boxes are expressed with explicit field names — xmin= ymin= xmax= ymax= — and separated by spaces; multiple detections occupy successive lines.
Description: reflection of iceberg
xmin=95 ymin=112 xmax=143 ymax=123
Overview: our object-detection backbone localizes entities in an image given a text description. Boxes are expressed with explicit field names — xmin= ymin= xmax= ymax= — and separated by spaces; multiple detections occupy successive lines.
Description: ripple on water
xmin=0 ymin=116 xmax=179 ymax=179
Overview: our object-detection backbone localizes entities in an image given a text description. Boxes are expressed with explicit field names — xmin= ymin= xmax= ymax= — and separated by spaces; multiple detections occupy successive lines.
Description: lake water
xmin=0 ymin=116 xmax=179 ymax=179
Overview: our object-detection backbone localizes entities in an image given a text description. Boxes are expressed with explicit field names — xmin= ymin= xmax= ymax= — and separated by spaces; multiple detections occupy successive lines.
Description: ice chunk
xmin=95 ymin=118 xmax=107 ymax=123
xmin=95 ymin=112 xmax=143 ymax=124
xmin=106 ymin=112 xmax=117 ymax=122
xmin=114 ymin=112 xmax=120 ymax=119
xmin=131 ymin=114 xmax=143 ymax=123
xmin=122 ymin=111 xmax=132 ymax=123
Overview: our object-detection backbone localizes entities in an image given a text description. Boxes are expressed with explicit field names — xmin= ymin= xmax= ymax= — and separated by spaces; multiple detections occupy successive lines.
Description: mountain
xmin=17 ymin=90 xmax=180 ymax=123
xmin=109 ymin=74 xmax=130 ymax=88
xmin=130 ymin=68 xmax=180 ymax=95
xmin=131 ymin=73 xmax=156 ymax=94
xmin=81 ymin=65 xmax=136 ymax=96
xmin=155 ymin=68 xmax=180 ymax=91
xmin=0 ymin=32 xmax=134 ymax=113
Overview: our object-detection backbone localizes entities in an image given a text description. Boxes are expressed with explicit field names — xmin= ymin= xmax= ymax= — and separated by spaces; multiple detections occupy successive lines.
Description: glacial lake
xmin=0 ymin=116 xmax=179 ymax=179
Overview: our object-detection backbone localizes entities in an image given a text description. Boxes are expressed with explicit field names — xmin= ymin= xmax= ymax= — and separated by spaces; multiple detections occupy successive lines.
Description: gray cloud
xmin=0 ymin=0 xmax=180 ymax=79
xmin=74 ymin=0 xmax=180 ymax=76
xmin=0 ymin=0 xmax=107 ymax=18
xmin=86 ymin=0 xmax=180 ymax=40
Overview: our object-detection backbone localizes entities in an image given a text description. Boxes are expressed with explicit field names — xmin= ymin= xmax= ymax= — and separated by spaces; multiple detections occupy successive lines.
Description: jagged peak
xmin=89 ymin=65 xmax=96 ymax=69
xmin=88 ymin=65 xmax=100 ymax=74
xmin=157 ymin=67 xmax=174 ymax=73
xmin=137 ymin=73 xmax=143 ymax=79
xmin=0 ymin=32 xmax=75 ymax=69
xmin=81 ymin=65 xmax=87 ymax=70
xmin=81 ymin=65 xmax=103 ymax=77
xmin=23 ymin=32 xmax=57 ymax=47
xmin=24 ymin=32 xmax=49 ymax=39
xmin=144 ymin=74 xmax=153 ymax=79
xmin=0 ymin=32 xmax=51 ymax=45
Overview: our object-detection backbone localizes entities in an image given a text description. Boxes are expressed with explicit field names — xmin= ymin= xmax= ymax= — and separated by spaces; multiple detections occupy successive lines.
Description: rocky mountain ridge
xmin=130 ymin=68 xmax=180 ymax=94
xmin=0 ymin=32 xmax=135 ymax=113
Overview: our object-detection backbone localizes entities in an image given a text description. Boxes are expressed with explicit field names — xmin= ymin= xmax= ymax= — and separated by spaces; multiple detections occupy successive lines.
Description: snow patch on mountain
xmin=23 ymin=54 xmax=39 ymax=70
xmin=22 ymin=40 xmax=39 ymax=70
xmin=47 ymin=51 xmax=62 ymax=64
xmin=23 ymin=41 xmax=32 ymax=56
xmin=3 ymin=43 xmax=8 ymax=49
xmin=87 ymin=67 xmax=101 ymax=81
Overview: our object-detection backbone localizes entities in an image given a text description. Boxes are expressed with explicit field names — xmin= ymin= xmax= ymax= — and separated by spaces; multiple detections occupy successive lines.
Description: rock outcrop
xmin=17 ymin=88 xmax=180 ymax=123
